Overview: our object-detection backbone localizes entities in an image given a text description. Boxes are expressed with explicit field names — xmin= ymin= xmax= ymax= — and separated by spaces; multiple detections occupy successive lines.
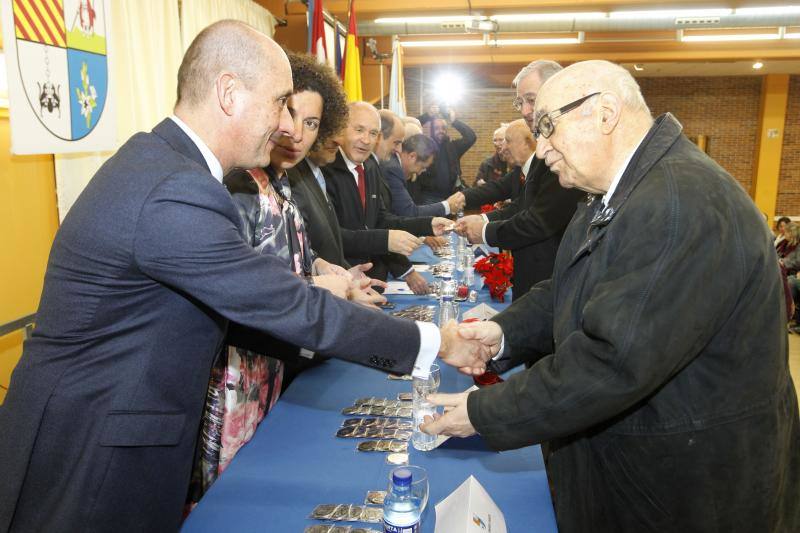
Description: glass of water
xmin=411 ymin=366 xmax=441 ymax=451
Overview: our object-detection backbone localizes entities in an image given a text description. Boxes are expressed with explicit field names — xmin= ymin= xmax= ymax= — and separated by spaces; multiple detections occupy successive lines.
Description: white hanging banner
xmin=1 ymin=0 xmax=116 ymax=154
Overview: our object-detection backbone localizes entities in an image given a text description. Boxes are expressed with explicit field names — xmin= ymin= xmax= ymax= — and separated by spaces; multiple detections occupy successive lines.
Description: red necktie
xmin=356 ymin=164 xmax=367 ymax=211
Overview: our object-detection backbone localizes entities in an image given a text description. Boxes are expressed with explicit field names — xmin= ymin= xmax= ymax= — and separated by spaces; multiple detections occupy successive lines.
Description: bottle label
xmin=383 ymin=521 xmax=419 ymax=533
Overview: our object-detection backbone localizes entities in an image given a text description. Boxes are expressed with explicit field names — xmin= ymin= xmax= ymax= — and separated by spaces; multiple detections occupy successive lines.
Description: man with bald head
xmin=424 ymin=60 xmax=800 ymax=531
xmin=0 ymin=22 xmax=492 ymax=532
xmin=474 ymin=124 xmax=509 ymax=186
xmin=324 ymin=101 xmax=451 ymax=293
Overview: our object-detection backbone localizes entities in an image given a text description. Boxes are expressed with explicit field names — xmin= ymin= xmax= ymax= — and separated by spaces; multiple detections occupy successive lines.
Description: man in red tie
xmin=324 ymin=101 xmax=449 ymax=293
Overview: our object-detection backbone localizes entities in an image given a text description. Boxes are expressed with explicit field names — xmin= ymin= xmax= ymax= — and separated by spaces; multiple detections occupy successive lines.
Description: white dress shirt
xmin=169 ymin=115 xmax=223 ymax=182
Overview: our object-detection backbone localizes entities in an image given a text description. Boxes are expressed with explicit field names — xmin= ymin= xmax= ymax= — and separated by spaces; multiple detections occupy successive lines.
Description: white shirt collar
xmin=339 ymin=147 xmax=362 ymax=183
xmin=521 ymin=153 xmax=535 ymax=178
xmin=169 ymin=115 xmax=224 ymax=182
xmin=602 ymin=134 xmax=646 ymax=205
xmin=307 ymin=158 xmax=321 ymax=177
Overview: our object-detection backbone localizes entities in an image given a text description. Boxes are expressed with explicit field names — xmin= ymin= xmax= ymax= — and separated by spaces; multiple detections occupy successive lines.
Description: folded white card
xmin=461 ymin=303 xmax=498 ymax=321
xmin=383 ymin=281 xmax=415 ymax=295
xmin=434 ymin=475 xmax=506 ymax=533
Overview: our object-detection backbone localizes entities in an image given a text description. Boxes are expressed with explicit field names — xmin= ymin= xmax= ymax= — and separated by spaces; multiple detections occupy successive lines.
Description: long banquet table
xmin=181 ymin=246 xmax=557 ymax=532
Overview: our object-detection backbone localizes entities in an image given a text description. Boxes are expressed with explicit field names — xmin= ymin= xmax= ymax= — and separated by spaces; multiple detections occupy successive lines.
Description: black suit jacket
xmin=324 ymin=151 xmax=433 ymax=280
xmin=463 ymin=166 xmax=524 ymax=210
xmin=287 ymin=159 xmax=350 ymax=268
xmin=483 ymin=158 xmax=584 ymax=298
xmin=0 ymin=119 xmax=422 ymax=532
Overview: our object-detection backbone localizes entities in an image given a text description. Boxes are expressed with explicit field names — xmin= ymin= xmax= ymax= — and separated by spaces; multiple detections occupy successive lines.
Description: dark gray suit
xmin=380 ymin=155 xmax=446 ymax=217
xmin=0 ymin=119 xmax=421 ymax=532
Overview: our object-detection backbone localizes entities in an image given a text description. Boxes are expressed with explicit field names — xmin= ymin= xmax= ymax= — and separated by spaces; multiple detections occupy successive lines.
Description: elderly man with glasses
xmin=423 ymin=60 xmax=800 ymax=532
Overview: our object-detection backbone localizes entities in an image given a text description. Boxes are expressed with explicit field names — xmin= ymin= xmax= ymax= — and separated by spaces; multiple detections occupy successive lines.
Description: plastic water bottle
xmin=438 ymin=294 xmax=457 ymax=327
xmin=383 ymin=468 xmax=422 ymax=532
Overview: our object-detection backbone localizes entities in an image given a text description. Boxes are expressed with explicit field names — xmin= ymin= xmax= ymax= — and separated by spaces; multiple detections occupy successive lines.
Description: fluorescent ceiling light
xmin=375 ymin=16 xmax=475 ymax=24
xmin=492 ymin=12 xmax=605 ymax=21
xmin=680 ymin=33 xmax=780 ymax=42
xmin=491 ymin=37 xmax=581 ymax=46
xmin=785 ymin=32 xmax=800 ymax=39
xmin=736 ymin=6 xmax=800 ymax=15
xmin=610 ymin=9 xmax=732 ymax=19
xmin=400 ymin=40 xmax=485 ymax=48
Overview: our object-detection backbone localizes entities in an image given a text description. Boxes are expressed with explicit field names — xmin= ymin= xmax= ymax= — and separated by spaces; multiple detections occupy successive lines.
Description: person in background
xmin=382 ymin=133 xmax=453 ymax=218
xmin=416 ymin=106 xmax=477 ymax=203
xmin=324 ymin=101 xmax=451 ymax=293
xmin=474 ymin=124 xmax=509 ymax=186
xmin=775 ymin=216 xmax=792 ymax=253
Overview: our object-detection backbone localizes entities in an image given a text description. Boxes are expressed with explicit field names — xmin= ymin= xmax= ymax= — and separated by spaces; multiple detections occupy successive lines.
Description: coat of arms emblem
xmin=11 ymin=0 xmax=107 ymax=141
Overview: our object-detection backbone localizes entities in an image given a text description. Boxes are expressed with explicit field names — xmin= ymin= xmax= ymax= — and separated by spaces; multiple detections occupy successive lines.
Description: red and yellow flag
xmin=341 ymin=0 xmax=362 ymax=102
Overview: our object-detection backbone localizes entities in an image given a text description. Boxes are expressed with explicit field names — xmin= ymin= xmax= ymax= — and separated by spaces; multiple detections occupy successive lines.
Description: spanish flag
xmin=341 ymin=0 xmax=362 ymax=102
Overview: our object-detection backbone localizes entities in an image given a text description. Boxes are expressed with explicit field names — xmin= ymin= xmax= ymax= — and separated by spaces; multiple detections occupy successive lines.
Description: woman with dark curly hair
xmin=186 ymin=52 xmax=384 ymax=509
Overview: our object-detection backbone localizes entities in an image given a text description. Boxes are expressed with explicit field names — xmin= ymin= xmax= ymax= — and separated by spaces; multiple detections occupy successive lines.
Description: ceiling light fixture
xmin=736 ymin=6 xmax=800 ymax=15
xmin=491 ymin=12 xmax=606 ymax=21
xmin=752 ymin=61 xmax=764 ymax=69
xmin=374 ymin=16 xmax=476 ymax=24
xmin=491 ymin=36 xmax=582 ymax=46
xmin=610 ymin=8 xmax=732 ymax=19
xmin=680 ymin=32 xmax=781 ymax=42
xmin=400 ymin=40 xmax=485 ymax=48
xmin=633 ymin=64 xmax=645 ymax=71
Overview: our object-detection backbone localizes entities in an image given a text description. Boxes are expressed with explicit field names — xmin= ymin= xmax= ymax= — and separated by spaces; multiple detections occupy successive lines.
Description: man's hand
xmin=454 ymin=214 xmax=486 ymax=244
xmin=475 ymin=178 xmax=486 ymax=186
xmin=431 ymin=217 xmax=454 ymax=236
xmin=313 ymin=258 xmax=352 ymax=279
xmin=447 ymin=108 xmax=457 ymax=123
xmin=423 ymin=236 xmax=447 ymax=250
xmin=405 ymin=271 xmax=429 ymax=295
xmin=348 ymin=278 xmax=387 ymax=309
xmin=454 ymin=321 xmax=504 ymax=374
xmin=419 ymin=391 xmax=476 ymax=438
xmin=310 ymin=275 xmax=350 ymax=299
xmin=388 ymin=230 xmax=423 ymax=256
xmin=446 ymin=192 xmax=466 ymax=214
xmin=348 ymin=262 xmax=372 ymax=279
xmin=438 ymin=321 xmax=493 ymax=374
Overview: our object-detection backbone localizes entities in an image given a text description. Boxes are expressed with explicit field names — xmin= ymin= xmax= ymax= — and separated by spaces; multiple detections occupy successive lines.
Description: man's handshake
xmin=436 ymin=320 xmax=504 ymax=375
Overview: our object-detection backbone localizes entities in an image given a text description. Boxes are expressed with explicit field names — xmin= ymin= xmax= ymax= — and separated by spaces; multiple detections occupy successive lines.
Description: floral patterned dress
xmin=187 ymin=166 xmax=315 ymax=506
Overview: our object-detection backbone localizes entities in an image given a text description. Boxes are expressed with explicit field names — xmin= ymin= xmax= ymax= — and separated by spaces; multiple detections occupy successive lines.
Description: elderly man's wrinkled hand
xmin=454 ymin=215 xmax=486 ymax=244
xmin=419 ymin=391 xmax=476 ymax=438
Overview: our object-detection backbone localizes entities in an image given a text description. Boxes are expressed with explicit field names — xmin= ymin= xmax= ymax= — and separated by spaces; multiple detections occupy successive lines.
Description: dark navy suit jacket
xmin=0 ymin=119 xmax=420 ymax=532
xmin=380 ymin=155 xmax=446 ymax=217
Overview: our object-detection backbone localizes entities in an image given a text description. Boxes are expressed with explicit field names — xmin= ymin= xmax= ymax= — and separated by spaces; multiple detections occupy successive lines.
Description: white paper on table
xmin=383 ymin=281 xmax=415 ymax=295
xmin=461 ymin=303 xmax=498 ymax=321
xmin=434 ymin=475 xmax=507 ymax=533
xmin=414 ymin=264 xmax=431 ymax=272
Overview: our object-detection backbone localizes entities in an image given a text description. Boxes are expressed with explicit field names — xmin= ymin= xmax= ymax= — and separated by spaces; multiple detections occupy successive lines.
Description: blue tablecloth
xmin=182 ymin=246 xmax=557 ymax=533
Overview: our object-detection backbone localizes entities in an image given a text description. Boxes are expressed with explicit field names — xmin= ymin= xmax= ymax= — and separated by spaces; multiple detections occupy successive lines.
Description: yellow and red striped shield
xmin=13 ymin=0 xmax=66 ymax=47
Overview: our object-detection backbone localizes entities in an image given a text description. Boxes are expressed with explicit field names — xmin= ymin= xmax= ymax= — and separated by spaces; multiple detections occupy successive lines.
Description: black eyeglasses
xmin=534 ymin=92 xmax=600 ymax=139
